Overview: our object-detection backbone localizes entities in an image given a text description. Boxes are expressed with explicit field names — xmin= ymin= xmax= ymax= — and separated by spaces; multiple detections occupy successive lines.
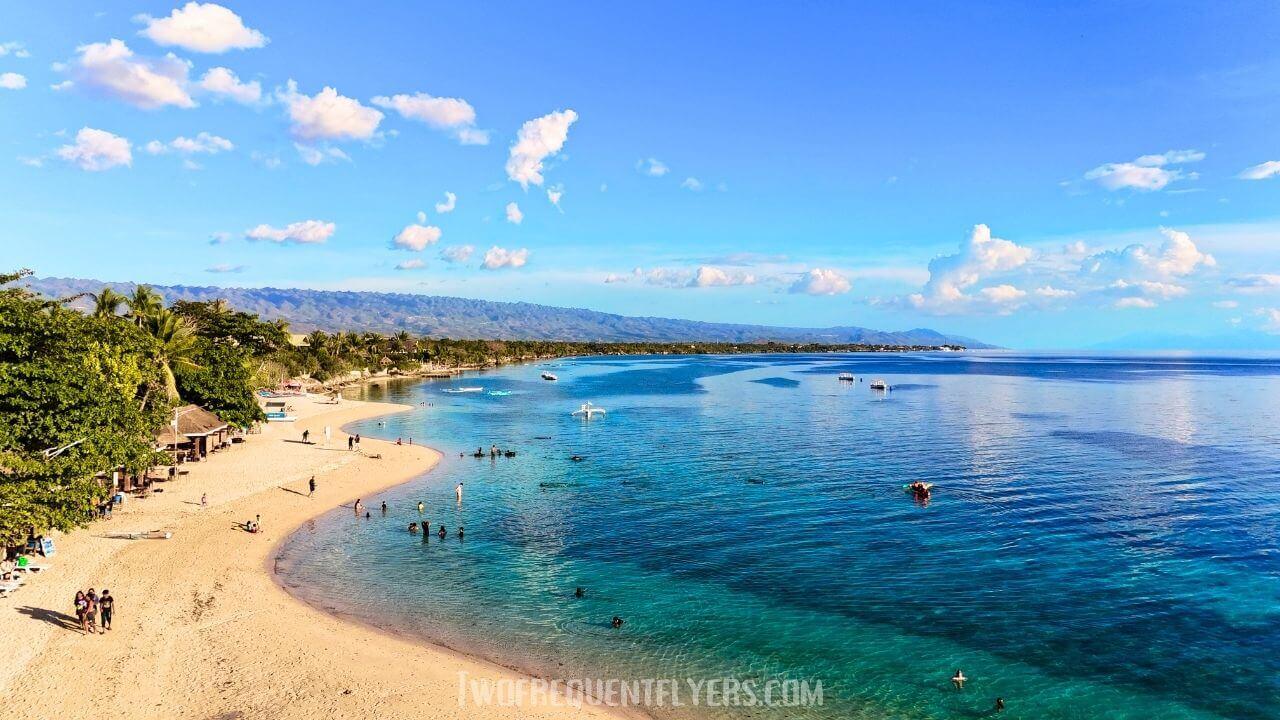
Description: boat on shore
xmin=443 ymin=387 xmax=484 ymax=394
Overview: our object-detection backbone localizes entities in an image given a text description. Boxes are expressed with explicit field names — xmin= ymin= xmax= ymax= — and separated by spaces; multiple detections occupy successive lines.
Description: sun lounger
xmin=13 ymin=561 xmax=48 ymax=574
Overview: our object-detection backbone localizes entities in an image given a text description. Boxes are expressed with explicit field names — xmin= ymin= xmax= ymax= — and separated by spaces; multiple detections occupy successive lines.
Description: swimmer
xmin=951 ymin=670 xmax=966 ymax=690
xmin=611 ymin=616 xmax=624 ymax=629
xmin=364 ymin=511 xmax=371 ymax=519
xmin=455 ymin=482 xmax=463 ymax=502
xmin=574 ymin=587 xmax=585 ymax=598
xmin=417 ymin=501 xmax=425 ymax=514
xmin=994 ymin=698 xmax=1005 ymax=712
xmin=408 ymin=522 xmax=419 ymax=533
xmin=381 ymin=501 xmax=387 ymax=514
xmin=457 ymin=526 xmax=464 ymax=539
xmin=438 ymin=525 xmax=447 ymax=539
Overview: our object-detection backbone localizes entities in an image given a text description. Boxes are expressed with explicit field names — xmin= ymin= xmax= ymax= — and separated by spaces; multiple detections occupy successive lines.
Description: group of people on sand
xmin=347 ymin=433 xmax=362 ymax=451
xmin=73 ymin=588 xmax=114 ymax=635
xmin=243 ymin=514 xmax=262 ymax=533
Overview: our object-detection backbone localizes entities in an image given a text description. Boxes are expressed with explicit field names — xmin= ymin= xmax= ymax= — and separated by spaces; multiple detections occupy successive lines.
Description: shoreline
xmin=0 ymin=395 xmax=626 ymax=719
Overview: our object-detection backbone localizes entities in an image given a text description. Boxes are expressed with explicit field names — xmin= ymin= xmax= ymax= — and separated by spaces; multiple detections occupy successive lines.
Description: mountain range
xmin=20 ymin=276 xmax=993 ymax=348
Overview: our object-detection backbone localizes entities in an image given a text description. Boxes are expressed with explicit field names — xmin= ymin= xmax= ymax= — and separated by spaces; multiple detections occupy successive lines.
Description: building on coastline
xmin=154 ymin=404 xmax=229 ymax=462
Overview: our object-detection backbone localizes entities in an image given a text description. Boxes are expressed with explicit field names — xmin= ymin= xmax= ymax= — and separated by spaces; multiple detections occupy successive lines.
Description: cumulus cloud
xmin=547 ymin=185 xmax=563 ymax=210
xmin=199 ymin=67 xmax=262 ymax=104
xmin=1084 ymin=149 xmax=1203 ymax=191
xmin=0 ymin=72 xmax=26 ymax=89
xmin=482 ymin=246 xmax=529 ymax=270
xmin=1034 ymin=285 xmax=1075 ymax=298
xmin=278 ymin=80 xmax=383 ymax=141
xmin=205 ymin=263 xmax=245 ymax=273
xmin=245 ymin=219 xmax=334 ymax=244
xmin=505 ymin=201 xmax=523 ymax=225
xmin=62 ymin=39 xmax=194 ymax=109
xmin=391 ymin=224 xmax=442 ymax=252
xmin=371 ymin=92 xmax=486 ymax=144
xmin=629 ymin=266 xmax=756 ymax=289
xmin=637 ymin=157 xmax=669 ymax=177
xmin=906 ymin=224 xmax=1033 ymax=313
xmin=691 ymin=266 xmax=756 ymax=288
xmin=1082 ymin=228 xmax=1215 ymax=281
xmin=1212 ymin=300 xmax=1239 ymax=309
xmin=56 ymin=127 xmax=132 ymax=171
xmin=396 ymin=259 xmax=426 ymax=270
xmin=439 ymin=245 xmax=474 ymax=263
xmin=0 ymin=42 xmax=30 ymax=58
xmin=680 ymin=176 xmax=703 ymax=191
xmin=294 ymin=142 xmax=349 ymax=165
xmin=136 ymin=2 xmax=267 ymax=53
xmin=978 ymin=284 xmax=1027 ymax=307
xmin=603 ymin=273 xmax=628 ymax=284
xmin=789 ymin=268 xmax=851 ymax=296
xmin=506 ymin=109 xmax=577 ymax=188
xmin=435 ymin=191 xmax=456 ymax=214
xmin=1239 ymin=160 xmax=1280 ymax=181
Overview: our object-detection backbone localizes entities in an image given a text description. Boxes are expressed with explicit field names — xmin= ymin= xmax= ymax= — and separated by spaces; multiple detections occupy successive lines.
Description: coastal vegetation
xmin=0 ymin=270 xmax=960 ymax=544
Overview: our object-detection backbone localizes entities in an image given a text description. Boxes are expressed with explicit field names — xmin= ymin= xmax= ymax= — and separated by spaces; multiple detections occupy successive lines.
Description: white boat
xmin=869 ymin=379 xmax=890 ymax=390
xmin=541 ymin=372 xmax=558 ymax=381
xmin=837 ymin=372 xmax=856 ymax=382
xmin=443 ymin=387 xmax=484 ymax=394
xmin=571 ymin=401 xmax=607 ymax=418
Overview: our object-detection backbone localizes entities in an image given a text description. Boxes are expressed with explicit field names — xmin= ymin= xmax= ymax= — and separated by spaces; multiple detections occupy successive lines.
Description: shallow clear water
xmin=276 ymin=353 xmax=1280 ymax=719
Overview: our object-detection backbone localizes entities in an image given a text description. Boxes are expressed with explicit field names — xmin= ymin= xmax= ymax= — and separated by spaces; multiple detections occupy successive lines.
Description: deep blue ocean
xmin=275 ymin=353 xmax=1280 ymax=719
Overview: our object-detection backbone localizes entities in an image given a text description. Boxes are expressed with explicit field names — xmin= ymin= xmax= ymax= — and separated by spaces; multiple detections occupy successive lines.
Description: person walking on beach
xmin=302 ymin=429 xmax=310 ymax=444
xmin=348 ymin=436 xmax=354 ymax=451
xmin=99 ymin=590 xmax=114 ymax=633
xmin=355 ymin=433 xmax=361 ymax=448
xmin=74 ymin=591 xmax=89 ymax=634
xmin=200 ymin=493 xmax=207 ymax=507
xmin=85 ymin=589 xmax=98 ymax=633
xmin=308 ymin=476 xmax=316 ymax=497
xmin=455 ymin=483 xmax=463 ymax=503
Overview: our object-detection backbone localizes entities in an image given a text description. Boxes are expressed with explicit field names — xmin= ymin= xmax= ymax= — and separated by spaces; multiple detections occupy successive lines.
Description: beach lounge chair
xmin=0 ymin=577 xmax=24 ymax=595
xmin=13 ymin=560 xmax=49 ymax=574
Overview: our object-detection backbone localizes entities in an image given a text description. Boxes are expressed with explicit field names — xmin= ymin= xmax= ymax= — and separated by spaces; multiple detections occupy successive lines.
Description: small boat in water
xmin=869 ymin=379 xmax=890 ymax=390
xmin=571 ymin=401 xmax=606 ymax=419
xmin=444 ymin=387 xmax=484 ymax=394
xmin=541 ymin=372 xmax=558 ymax=381
xmin=838 ymin=372 xmax=856 ymax=382
xmin=487 ymin=390 xmax=513 ymax=396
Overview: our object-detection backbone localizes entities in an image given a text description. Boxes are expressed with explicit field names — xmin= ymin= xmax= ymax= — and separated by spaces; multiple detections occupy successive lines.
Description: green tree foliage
xmin=174 ymin=339 xmax=265 ymax=428
xmin=0 ymin=272 xmax=170 ymax=544
xmin=140 ymin=309 xmax=201 ymax=401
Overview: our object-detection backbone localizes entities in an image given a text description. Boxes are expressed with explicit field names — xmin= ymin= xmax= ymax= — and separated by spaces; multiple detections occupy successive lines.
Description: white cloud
xmin=0 ymin=42 xmax=30 ymax=58
xmin=789 ymin=268 xmax=851 ymax=295
xmin=1213 ymin=300 xmax=1239 ymax=309
xmin=603 ymin=273 xmax=628 ymax=284
xmin=680 ymin=176 xmax=704 ymax=191
xmin=637 ymin=157 xmax=669 ymax=177
xmin=547 ymin=186 xmax=563 ymax=210
xmin=1082 ymin=227 xmax=1215 ymax=280
xmin=278 ymin=80 xmax=383 ymax=141
xmin=416 ymin=210 xmax=427 ymax=224
xmin=294 ymin=142 xmax=349 ymax=166
xmin=205 ymin=263 xmax=245 ymax=273
xmin=371 ymin=92 xmax=485 ymax=144
xmin=506 ymin=109 xmax=577 ymax=188
xmin=56 ymin=127 xmax=132 ymax=171
xmin=391 ymin=224 xmax=442 ymax=251
xmin=505 ymin=201 xmax=523 ymax=224
xmin=396 ymin=259 xmax=426 ymax=270
xmin=1034 ymin=285 xmax=1075 ymax=298
xmin=199 ymin=67 xmax=262 ymax=104
xmin=439 ymin=245 xmax=474 ymax=263
xmin=1225 ymin=273 xmax=1280 ymax=293
xmin=1115 ymin=297 xmax=1157 ymax=309
xmin=1239 ymin=160 xmax=1280 ymax=181
xmin=907 ymin=224 xmax=1033 ymax=313
xmin=63 ymin=39 xmax=194 ymax=109
xmin=482 ymin=246 xmax=529 ymax=270
xmin=245 ymin=219 xmax=334 ymax=244
xmin=175 ymin=132 xmax=233 ymax=153
xmin=0 ymin=72 xmax=26 ymax=90
xmin=1258 ymin=308 xmax=1280 ymax=333
xmin=978 ymin=284 xmax=1027 ymax=305
xmin=19 ymin=157 xmax=43 ymax=168
xmin=1084 ymin=149 xmax=1203 ymax=191
xmin=691 ymin=265 xmax=756 ymax=287
xmin=435 ymin=191 xmax=456 ymax=214
xmin=136 ymin=2 xmax=267 ymax=53
xmin=208 ymin=231 xmax=232 ymax=244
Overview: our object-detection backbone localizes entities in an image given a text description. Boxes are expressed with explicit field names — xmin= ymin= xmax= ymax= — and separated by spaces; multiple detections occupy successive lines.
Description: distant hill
xmin=20 ymin=276 xmax=993 ymax=348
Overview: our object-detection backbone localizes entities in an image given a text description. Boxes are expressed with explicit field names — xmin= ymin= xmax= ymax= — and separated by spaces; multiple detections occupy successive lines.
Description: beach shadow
xmin=282 ymin=440 xmax=314 ymax=445
xmin=16 ymin=605 xmax=81 ymax=631
xmin=278 ymin=487 xmax=308 ymax=497
xmin=181 ymin=501 xmax=203 ymax=506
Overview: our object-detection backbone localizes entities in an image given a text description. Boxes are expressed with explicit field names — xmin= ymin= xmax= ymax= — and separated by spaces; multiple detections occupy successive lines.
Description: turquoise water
xmin=276 ymin=353 xmax=1280 ymax=719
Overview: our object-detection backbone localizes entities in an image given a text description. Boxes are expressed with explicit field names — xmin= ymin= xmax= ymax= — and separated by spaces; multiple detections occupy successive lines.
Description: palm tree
xmin=127 ymin=285 xmax=164 ymax=326
xmin=90 ymin=287 xmax=128 ymax=319
xmin=305 ymin=330 xmax=328 ymax=352
xmin=142 ymin=309 xmax=201 ymax=401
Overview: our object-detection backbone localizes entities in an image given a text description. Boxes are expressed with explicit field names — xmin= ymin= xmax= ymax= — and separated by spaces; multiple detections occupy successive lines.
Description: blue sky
xmin=2 ymin=1 xmax=1280 ymax=348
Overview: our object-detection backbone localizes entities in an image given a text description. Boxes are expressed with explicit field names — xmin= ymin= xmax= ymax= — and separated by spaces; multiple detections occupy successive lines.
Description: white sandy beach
xmin=0 ymin=395 xmax=621 ymax=720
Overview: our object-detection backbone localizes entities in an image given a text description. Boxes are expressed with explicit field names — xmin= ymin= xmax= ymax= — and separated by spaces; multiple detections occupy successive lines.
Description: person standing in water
xmin=951 ymin=670 xmax=966 ymax=690
xmin=994 ymin=697 xmax=1005 ymax=712
xmin=417 ymin=501 xmax=424 ymax=514
xmin=455 ymin=483 xmax=463 ymax=502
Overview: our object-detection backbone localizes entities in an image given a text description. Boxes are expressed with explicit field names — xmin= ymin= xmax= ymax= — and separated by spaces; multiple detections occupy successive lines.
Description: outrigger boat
xmin=571 ymin=401 xmax=606 ymax=419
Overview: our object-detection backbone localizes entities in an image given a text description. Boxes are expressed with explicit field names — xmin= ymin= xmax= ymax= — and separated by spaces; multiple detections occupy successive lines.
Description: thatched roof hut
xmin=155 ymin=405 xmax=229 ymax=453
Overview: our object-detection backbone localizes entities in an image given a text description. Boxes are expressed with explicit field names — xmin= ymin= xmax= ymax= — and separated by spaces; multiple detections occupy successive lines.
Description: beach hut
xmin=154 ymin=404 xmax=229 ymax=461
